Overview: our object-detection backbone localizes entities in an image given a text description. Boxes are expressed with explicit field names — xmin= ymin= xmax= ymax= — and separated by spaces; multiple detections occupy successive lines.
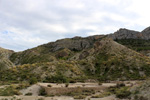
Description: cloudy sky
xmin=0 ymin=0 xmax=150 ymax=51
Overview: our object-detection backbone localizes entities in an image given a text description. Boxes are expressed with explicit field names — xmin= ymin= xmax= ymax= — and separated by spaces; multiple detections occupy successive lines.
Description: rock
xmin=108 ymin=26 xmax=150 ymax=40
xmin=44 ymin=35 xmax=104 ymax=52
xmin=108 ymin=28 xmax=140 ymax=39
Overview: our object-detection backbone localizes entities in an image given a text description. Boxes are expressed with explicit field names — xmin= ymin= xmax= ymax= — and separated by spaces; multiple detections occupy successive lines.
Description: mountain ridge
xmin=108 ymin=26 xmax=150 ymax=40
xmin=1 ymin=27 xmax=150 ymax=83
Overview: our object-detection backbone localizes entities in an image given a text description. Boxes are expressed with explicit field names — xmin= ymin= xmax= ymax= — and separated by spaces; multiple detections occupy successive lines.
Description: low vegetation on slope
xmin=115 ymin=39 xmax=150 ymax=56
xmin=1 ymin=38 xmax=150 ymax=84
xmin=108 ymin=27 xmax=150 ymax=57
xmin=9 ymin=35 xmax=104 ymax=65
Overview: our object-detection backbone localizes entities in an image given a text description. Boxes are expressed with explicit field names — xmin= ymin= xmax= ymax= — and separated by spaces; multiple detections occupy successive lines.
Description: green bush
xmin=44 ymin=74 xmax=68 ymax=83
xmin=0 ymin=86 xmax=21 ymax=96
xmin=91 ymin=91 xmax=111 ymax=98
xmin=39 ymin=87 xmax=47 ymax=96
xmin=73 ymin=95 xmax=86 ymax=99
xmin=47 ymin=84 xmax=52 ymax=87
xmin=25 ymin=92 xmax=32 ymax=96
xmin=29 ymin=77 xmax=37 ymax=85
xmin=115 ymin=87 xmax=131 ymax=99
xmin=65 ymin=83 xmax=69 ymax=87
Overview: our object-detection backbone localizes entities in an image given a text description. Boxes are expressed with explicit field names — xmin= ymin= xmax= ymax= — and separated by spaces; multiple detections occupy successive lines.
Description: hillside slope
xmin=9 ymin=35 xmax=104 ymax=65
xmin=1 ymin=38 xmax=150 ymax=84
xmin=108 ymin=27 xmax=150 ymax=57
xmin=108 ymin=26 xmax=150 ymax=40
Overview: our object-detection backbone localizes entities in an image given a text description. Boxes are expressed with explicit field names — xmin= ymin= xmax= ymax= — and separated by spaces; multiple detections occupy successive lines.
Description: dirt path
xmin=38 ymin=82 xmax=117 ymax=88
xmin=20 ymin=84 xmax=41 ymax=96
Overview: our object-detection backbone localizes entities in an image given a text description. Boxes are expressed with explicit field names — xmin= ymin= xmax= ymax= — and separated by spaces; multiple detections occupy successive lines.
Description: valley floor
xmin=0 ymin=81 xmax=141 ymax=100
xmin=0 ymin=95 xmax=119 ymax=100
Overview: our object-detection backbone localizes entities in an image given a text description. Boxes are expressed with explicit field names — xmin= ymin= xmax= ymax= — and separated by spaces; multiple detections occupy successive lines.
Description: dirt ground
xmin=0 ymin=81 xmax=140 ymax=100
xmin=0 ymin=95 xmax=126 ymax=100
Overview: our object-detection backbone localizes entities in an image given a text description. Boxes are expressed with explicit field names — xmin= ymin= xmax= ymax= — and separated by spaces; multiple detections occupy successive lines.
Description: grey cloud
xmin=0 ymin=0 xmax=146 ymax=51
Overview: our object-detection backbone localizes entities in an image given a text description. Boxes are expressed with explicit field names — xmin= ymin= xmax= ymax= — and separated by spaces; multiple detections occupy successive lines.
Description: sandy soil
xmin=20 ymin=84 xmax=42 ymax=96
xmin=38 ymin=82 xmax=118 ymax=88
xmin=0 ymin=96 xmax=74 ymax=100
xmin=0 ymin=95 xmax=126 ymax=100
xmin=0 ymin=95 xmax=119 ymax=100
xmin=0 ymin=81 xmax=140 ymax=100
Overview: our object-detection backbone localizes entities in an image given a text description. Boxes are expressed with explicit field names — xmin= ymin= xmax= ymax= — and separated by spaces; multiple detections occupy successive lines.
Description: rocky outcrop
xmin=108 ymin=26 xmax=150 ymax=40
xmin=9 ymin=35 xmax=105 ymax=65
xmin=43 ymin=35 xmax=104 ymax=52
xmin=108 ymin=28 xmax=140 ymax=39
xmin=140 ymin=26 xmax=150 ymax=40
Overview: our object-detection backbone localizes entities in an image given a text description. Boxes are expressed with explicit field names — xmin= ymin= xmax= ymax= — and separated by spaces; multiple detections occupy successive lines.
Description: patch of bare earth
xmin=0 ymin=81 xmax=141 ymax=100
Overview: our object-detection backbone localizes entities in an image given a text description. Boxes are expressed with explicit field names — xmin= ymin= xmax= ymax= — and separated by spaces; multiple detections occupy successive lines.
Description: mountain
xmin=1 ymin=36 xmax=150 ymax=84
xmin=108 ymin=26 xmax=150 ymax=40
xmin=108 ymin=27 xmax=150 ymax=57
xmin=1 ymin=27 xmax=150 ymax=84
xmin=108 ymin=28 xmax=140 ymax=40
xmin=9 ymin=35 xmax=104 ymax=65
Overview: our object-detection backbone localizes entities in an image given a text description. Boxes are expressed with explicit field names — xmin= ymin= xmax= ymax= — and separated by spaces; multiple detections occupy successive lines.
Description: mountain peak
xmin=142 ymin=26 xmax=150 ymax=34
xmin=108 ymin=28 xmax=140 ymax=39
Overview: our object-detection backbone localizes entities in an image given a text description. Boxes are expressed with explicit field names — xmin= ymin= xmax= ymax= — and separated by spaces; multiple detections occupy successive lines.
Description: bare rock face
xmin=108 ymin=26 xmax=150 ymax=40
xmin=141 ymin=26 xmax=150 ymax=40
xmin=44 ymin=35 xmax=104 ymax=52
xmin=108 ymin=28 xmax=140 ymax=39
xmin=52 ymin=39 xmax=91 ymax=51
xmin=141 ymin=26 xmax=150 ymax=34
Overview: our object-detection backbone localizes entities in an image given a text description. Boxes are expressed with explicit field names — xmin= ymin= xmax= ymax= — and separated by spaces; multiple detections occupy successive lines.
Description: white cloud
xmin=0 ymin=0 xmax=148 ymax=51
xmin=126 ymin=0 xmax=150 ymax=27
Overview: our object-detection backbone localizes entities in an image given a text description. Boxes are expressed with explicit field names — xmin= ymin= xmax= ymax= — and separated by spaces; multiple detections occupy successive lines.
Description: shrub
xmin=116 ymin=83 xmax=125 ymax=88
xmin=37 ymin=98 xmax=44 ymax=100
xmin=39 ymin=88 xmax=47 ymax=96
xmin=0 ymin=86 xmax=21 ymax=96
xmin=45 ymin=74 xmax=68 ymax=83
xmin=25 ymin=92 xmax=32 ymax=96
xmin=115 ymin=87 xmax=131 ymax=99
xmin=47 ymin=84 xmax=52 ymax=87
xmin=73 ymin=95 xmax=86 ymax=99
xmin=65 ymin=83 xmax=69 ymax=87
xmin=98 ymin=82 xmax=102 ymax=85
xmin=29 ymin=77 xmax=37 ymax=85
xmin=91 ymin=91 xmax=111 ymax=98
xmin=69 ymin=80 xmax=76 ymax=83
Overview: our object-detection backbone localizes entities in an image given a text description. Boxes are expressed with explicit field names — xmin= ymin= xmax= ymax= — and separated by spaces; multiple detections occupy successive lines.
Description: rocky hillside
xmin=108 ymin=27 xmax=150 ymax=57
xmin=1 ymin=37 xmax=150 ymax=84
xmin=108 ymin=28 xmax=140 ymax=40
xmin=9 ymin=35 xmax=104 ymax=65
xmin=108 ymin=26 xmax=150 ymax=40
